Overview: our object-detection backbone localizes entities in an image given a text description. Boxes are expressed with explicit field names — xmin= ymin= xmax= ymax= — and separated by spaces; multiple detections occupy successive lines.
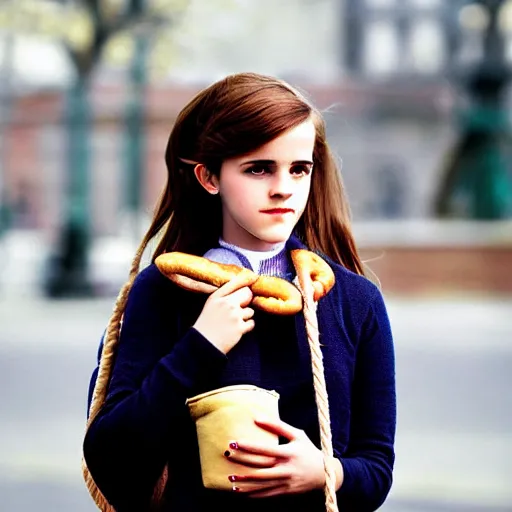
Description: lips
xmin=261 ymin=208 xmax=295 ymax=214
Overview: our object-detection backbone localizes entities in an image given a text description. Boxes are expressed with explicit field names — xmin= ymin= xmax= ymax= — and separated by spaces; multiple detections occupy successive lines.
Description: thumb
xmin=213 ymin=270 xmax=258 ymax=298
xmin=254 ymin=416 xmax=301 ymax=441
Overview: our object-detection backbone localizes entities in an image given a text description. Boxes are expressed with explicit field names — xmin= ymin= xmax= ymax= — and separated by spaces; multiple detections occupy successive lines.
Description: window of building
xmin=409 ymin=19 xmax=445 ymax=73
xmin=408 ymin=0 xmax=441 ymax=7
xmin=365 ymin=0 xmax=397 ymax=7
xmin=364 ymin=20 xmax=400 ymax=75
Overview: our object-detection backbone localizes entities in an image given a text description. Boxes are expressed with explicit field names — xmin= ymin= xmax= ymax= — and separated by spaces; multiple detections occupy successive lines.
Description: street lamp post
xmin=0 ymin=34 xmax=14 ymax=240
xmin=125 ymin=0 xmax=146 ymax=235
xmin=43 ymin=5 xmax=96 ymax=298
xmin=124 ymin=32 xmax=148 ymax=240
xmin=435 ymin=0 xmax=512 ymax=219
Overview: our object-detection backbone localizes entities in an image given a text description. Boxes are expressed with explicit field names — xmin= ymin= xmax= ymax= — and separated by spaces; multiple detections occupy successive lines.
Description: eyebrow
xmin=240 ymin=159 xmax=314 ymax=167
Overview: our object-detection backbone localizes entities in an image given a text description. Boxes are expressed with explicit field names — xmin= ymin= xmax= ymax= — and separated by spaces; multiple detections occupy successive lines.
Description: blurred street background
xmin=0 ymin=0 xmax=511 ymax=511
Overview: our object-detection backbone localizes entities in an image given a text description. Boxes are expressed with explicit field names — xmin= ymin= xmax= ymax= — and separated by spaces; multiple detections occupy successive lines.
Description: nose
xmin=269 ymin=168 xmax=293 ymax=199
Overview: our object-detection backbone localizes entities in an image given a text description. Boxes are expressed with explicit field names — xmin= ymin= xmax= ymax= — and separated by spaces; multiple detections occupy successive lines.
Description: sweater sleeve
xmin=335 ymin=286 xmax=397 ymax=511
xmin=83 ymin=265 xmax=228 ymax=510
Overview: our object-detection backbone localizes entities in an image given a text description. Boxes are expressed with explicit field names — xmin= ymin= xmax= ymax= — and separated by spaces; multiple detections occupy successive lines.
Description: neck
xmin=219 ymin=238 xmax=285 ymax=255
xmin=205 ymin=238 xmax=290 ymax=278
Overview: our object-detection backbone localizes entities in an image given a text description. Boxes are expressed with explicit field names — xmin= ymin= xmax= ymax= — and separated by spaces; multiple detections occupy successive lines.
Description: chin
xmin=256 ymin=229 xmax=294 ymax=246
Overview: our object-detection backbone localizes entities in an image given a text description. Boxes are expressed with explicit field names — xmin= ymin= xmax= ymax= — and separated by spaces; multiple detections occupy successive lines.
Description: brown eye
xmin=291 ymin=164 xmax=312 ymax=176
xmin=246 ymin=165 xmax=270 ymax=176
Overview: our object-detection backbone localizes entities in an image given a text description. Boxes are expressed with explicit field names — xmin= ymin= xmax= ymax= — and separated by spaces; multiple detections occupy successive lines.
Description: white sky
xmin=0 ymin=0 xmax=452 ymax=89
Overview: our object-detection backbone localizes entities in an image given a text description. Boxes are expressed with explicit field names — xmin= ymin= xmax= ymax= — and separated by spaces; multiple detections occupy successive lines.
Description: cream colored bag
xmin=186 ymin=384 xmax=280 ymax=490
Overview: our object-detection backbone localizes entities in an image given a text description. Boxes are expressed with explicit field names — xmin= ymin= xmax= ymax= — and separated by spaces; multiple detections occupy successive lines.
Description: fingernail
xmin=224 ymin=450 xmax=231 ymax=457
xmin=228 ymin=475 xmax=237 ymax=482
xmin=232 ymin=486 xmax=240 ymax=492
xmin=229 ymin=442 xmax=239 ymax=450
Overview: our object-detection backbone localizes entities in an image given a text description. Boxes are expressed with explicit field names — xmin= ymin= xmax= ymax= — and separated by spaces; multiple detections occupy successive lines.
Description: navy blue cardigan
xmin=83 ymin=236 xmax=396 ymax=511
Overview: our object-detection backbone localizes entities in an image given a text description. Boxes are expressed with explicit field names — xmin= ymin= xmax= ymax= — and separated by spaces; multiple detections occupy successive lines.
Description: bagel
xmin=155 ymin=253 xmax=250 ymax=290
xmin=155 ymin=249 xmax=335 ymax=315
xmin=155 ymin=252 xmax=303 ymax=315
xmin=290 ymin=249 xmax=335 ymax=301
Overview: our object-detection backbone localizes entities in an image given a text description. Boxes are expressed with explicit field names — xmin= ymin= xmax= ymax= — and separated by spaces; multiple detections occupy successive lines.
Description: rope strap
xmin=293 ymin=274 xmax=339 ymax=512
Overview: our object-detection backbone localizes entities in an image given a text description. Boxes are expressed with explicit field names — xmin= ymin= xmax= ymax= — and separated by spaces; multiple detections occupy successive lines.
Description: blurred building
xmin=0 ymin=0 xmax=510 ymax=235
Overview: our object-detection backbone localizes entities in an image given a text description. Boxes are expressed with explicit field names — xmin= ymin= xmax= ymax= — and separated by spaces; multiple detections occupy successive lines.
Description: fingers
xmin=227 ymin=451 xmax=279 ymax=469
xmin=233 ymin=482 xmax=286 ymax=498
xmin=253 ymin=417 xmax=302 ymax=442
xmin=228 ymin=286 xmax=253 ymax=308
xmin=228 ymin=440 xmax=289 ymax=459
xmin=231 ymin=467 xmax=289 ymax=482
xmin=242 ymin=307 xmax=254 ymax=321
xmin=228 ymin=469 xmax=289 ymax=497
xmin=226 ymin=443 xmax=280 ymax=468
xmin=213 ymin=271 xmax=258 ymax=299
xmin=241 ymin=319 xmax=255 ymax=335
xmin=233 ymin=482 xmax=287 ymax=497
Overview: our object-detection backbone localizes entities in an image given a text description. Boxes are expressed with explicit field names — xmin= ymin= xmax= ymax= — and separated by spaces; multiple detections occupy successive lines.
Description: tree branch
xmin=66 ymin=0 xmax=175 ymax=80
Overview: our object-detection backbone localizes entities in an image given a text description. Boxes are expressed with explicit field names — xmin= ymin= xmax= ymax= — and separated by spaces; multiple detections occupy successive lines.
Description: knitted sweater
xmin=83 ymin=235 xmax=396 ymax=511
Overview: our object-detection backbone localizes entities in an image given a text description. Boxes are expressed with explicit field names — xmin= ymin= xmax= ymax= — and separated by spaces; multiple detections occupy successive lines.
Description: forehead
xmin=240 ymin=120 xmax=316 ymax=162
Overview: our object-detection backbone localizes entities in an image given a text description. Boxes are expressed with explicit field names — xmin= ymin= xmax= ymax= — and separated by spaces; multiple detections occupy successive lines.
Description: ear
xmin=193 ymin=164 xmax=219 ymax=195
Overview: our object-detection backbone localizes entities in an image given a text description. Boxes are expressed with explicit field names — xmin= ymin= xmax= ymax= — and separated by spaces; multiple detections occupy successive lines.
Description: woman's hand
xmin=223 ymin=417 xmax=341 ymax=497
xmin=193 ymin=272 xmax=258 ymax=354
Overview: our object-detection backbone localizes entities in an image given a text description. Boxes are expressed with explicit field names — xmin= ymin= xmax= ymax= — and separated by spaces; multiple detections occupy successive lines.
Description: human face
xmin=214 ymin=119 xmax=315 ymax=251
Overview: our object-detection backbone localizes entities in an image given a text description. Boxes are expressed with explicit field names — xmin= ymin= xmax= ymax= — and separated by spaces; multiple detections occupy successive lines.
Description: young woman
xmin=83 ymin=72 xmax=396 ymax=512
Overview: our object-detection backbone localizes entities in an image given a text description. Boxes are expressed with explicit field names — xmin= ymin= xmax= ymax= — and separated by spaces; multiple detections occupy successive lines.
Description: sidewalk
xmin=0 ymin=229 xmax=140 ymax=298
